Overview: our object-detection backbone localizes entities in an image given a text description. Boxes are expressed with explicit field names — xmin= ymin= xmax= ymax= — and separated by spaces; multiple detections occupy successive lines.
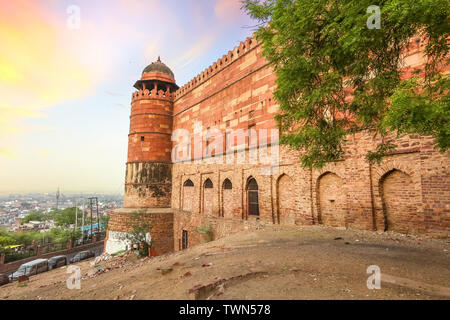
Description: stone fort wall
xmin=106 ymin=35 xmax=449 ymax=255
xmin=170 ymin=36 xmax=449 ymax=250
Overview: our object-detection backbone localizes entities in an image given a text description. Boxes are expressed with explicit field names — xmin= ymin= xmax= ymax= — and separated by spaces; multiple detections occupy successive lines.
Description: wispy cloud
xmin=174 ymin=33 xmax=216 ymax=69
xmin=214 ymin=0 xmax=243 ymax=22
xmin=104 ymin=90 xmax=125 ymax=97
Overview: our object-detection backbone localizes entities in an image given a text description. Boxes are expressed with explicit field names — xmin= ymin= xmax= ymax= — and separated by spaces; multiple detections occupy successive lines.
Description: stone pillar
xmin=36 ymin=245 xmax=41 ymax=257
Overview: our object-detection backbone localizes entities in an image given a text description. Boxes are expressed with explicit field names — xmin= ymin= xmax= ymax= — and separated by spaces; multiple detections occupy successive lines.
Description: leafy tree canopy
xmin=0 ymin=235 xmax=16 ymax=247
xmin=47 ymin=228 xmax=81 ymax=243
xmin=21 ymin=211 xmax=46 ymax=224
xmin=243 ymin=0 xmax=449 ymax=168
xmin=53 ymin=207 xmax=85 ymax=227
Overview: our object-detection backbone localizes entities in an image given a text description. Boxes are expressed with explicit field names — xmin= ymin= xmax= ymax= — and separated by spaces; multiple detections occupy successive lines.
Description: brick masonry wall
xmin=172 ymin=38 xmax=278 ymax=158
xmin=110 ymin=35 xmax=449 ymax=255
xmin=172 ymin=136 xmax=449 ymax=251
xmin=124 ymin=85 xmax=174 ymax=208
xmin=124 ymin=162 xmax=172 ymax=208
xmin=169 ymin=36 xmax=449 ymax=246
xmin=173 ymin=209 xmax=265 ymax=251
xmin=128 ymin=90 xmax=174 ymax=163
xmin=107 ymin=208 xmax=174 ymax=255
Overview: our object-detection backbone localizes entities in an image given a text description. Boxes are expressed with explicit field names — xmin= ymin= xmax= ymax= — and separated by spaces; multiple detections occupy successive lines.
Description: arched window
xmin=276 ymin=174 xmax=295 ymax=225
xmin=182 ymin=179 xmax=195 ymax=212
xmin=380 ymin=169 xmax=417 ymax=233
xmin=204 ymin=178 xmax=213 ymax=189
xmin=223 ymin=179 xmax=232 ymax=190
xmin=203 ymin=178 xmax=214 ymax=214
xmin=246 ymin=178 xmax=259 ymax=216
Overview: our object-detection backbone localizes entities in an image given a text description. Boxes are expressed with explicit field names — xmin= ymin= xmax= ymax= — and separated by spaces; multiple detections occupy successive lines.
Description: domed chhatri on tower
xmin=143 ymin=56 xmax=175 ymax=78
xmin=134 ymin=56 xmax=179 ymax=92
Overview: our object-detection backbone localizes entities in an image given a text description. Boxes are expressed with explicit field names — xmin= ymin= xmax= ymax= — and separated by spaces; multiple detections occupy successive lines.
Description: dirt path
xmin=1 ymin=225 xmax=449 ymax=300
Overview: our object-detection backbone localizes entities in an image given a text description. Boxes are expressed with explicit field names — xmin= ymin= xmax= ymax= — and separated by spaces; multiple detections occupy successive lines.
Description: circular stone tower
xmin=105 ymin=58 xmax=178 ymax=255
xmin=125 ymin=57 xmax=178 ymax=208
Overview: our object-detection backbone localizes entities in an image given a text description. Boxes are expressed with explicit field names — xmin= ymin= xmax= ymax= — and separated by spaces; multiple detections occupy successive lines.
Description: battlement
xmin=132 ymin=88 xmax=176 ymax=103
xmin=174 ymin=35 xmax=260 ymax=100
xmin=173 ymin=35 xmax=432 ymax=102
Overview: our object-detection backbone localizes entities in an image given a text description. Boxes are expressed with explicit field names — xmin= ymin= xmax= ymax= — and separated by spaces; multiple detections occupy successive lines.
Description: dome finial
xmin=141 ymin=56 xmax=175 ymax=79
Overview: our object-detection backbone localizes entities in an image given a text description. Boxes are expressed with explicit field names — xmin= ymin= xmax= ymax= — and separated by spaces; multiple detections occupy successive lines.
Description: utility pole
xmin=88 ymin=197 xmax=99 ymax=238
xmin=89 ymin=198 xmax=93 ymax=239
xmin=56 ymin=187 xmax=60 ymax=209
xmin=81 ymin=198 xmax=85 ymax=241
xmin=96 ymin=198 xmax=100 ymax=232
xmin=75 ymin=199 xmax=78 ymax=230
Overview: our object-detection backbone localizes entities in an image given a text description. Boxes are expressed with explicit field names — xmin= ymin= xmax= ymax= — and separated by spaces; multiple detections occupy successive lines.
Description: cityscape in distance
xmin=0 ymin=192 xmax=123 ymax=229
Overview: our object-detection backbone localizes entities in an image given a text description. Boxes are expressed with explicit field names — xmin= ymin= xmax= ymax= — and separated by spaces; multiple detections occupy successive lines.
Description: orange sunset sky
xmin=0 ymin=0 xmax=255 ymax=194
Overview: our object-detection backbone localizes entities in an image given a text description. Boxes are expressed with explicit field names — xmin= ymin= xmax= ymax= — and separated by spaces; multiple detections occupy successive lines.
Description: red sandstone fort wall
xmin=108 ymin=36 xmax=449 ymax=255
xmin=173 ymin=37 xmax=278 ymax=151
xmin=128 ymin=90 xmax=174 ymax=163
xmin=170 ymin=36 xmax=449 ymax=250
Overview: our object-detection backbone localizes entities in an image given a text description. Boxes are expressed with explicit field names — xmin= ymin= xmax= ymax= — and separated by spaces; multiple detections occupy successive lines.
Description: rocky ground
xmin=0 ymin=225 xmax=449 ymax=300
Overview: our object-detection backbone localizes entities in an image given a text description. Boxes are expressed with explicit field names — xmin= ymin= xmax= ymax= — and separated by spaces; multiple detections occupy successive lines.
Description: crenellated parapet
xmin=174 ymin=36 xmax=260 ymax=100
xmin=132 ymin=88 xmax=176 ymax=103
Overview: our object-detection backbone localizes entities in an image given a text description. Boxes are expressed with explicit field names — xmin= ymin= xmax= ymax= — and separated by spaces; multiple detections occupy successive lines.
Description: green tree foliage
xmin=0 ymin=225 xmax=81 ymax=248
xmin=47 ymin=228 xmax=81 ymax=243
xmin=243 ymin=0 xmax=449 ymax=167
xmin=8 ymin=231 xmax=42 ymax=247
xmin=99 ymin=214 xmax=110 ymax=231
xmin=53 ymin=207 xmax=85 ymax=227
xmin=194 ymin=225 xmax=213 ymax=242
xmin=120 ymin=210 xmax=152 ymax=257
xmin=21 ymin=211 xmax=46 ymax=224
xmin=0 ymin=235 xmax=16 ymax=253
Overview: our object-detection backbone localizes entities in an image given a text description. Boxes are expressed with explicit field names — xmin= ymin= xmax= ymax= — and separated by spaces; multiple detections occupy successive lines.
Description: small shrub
xmin=194 ymin=225 xmax=213 ymax=242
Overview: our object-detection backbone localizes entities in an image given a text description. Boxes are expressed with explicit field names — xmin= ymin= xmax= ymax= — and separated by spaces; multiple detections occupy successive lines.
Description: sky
xmin=0 ymin=0 xmax=256 ymax=195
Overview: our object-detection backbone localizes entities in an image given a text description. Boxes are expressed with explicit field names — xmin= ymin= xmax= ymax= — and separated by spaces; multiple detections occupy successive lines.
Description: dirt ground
xmin=1 ymin=225 xmax=449 ymax=300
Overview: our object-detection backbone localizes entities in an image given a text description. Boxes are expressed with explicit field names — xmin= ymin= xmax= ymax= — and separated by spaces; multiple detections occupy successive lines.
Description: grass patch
xmin=112 ymin=249 xmax=126 ymax=256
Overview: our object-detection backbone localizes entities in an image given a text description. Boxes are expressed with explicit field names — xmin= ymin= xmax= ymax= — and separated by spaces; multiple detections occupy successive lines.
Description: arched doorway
xmin=182 ymin=179 xmax=194 ymax=212
xmin=317 ymin=172 xmax=346 ymax=227
xmin=246 ymin=177 xmax=259 ymax=217
xmin=381 ymin=169 xmax=417 ymax=233
xmin=222 ymin=179 xmax=233 ymax=218
xmin=203 ymin=178 xmax=214 ymax=215
xmin=277 ymin=174 xmax=296 ymax=225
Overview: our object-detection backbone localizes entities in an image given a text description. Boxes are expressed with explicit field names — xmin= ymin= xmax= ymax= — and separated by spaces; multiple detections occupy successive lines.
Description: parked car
xmin=9 ymin=259 xmax=49 ymax=281
xmin=48 ymin=255 xmax=67 ymax=270
xmin=70 ymin=250 xmax=95 ymax=263
xmin=0 ymin=273 xmax=9 ymax=286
